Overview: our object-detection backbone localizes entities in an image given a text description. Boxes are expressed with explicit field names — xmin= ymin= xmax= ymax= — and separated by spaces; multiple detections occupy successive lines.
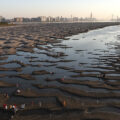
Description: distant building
xmin=31 ymin=17 xmax=41 ymax=22
xmin=23 ymin=18 xmax=31 ymax=22
xmin=89 ymin=12 xmax=96 ymax=21
xmin=0 ymin=16 xmax=3 ymax=22
xmin=46 ymin=16 xmax=56 ymax=22
xmin=10 ymin=15 xmax=98 ymax=23
xmin=0 ymin=16 xmax=6 ymax=22
xmin=14 ymin=17 xmax=24 ymax=22
xmin=55 ymin=17 xmax=60 ymax=22
xmin=40 ymin=16 xmax=47 ymax=22
xmin=90 ymin=12 xmax=93 ymax=19
xmin=81 ymin=13 xmax=96 ymax=22
xmin=60 ymin=16 xmax=65 ymax=22
xmin=73 ymin=17 xmax=79 ymax=22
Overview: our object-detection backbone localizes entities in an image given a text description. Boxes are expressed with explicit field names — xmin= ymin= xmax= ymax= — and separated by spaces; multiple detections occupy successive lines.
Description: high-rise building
xmin=90 ymin=12 xmax=93 ymax=19
xmin=40 ymin=16 xmax=47 ymax=22
xmin=0 ymin=16 xmax=5 ymax=22
xmin=0 ymin=16 xmax=2 ymax=22
xmin=31 ymin=17 xmax=41 ymax=22
xmin=14 ymin=17 xmax=24 ymax=22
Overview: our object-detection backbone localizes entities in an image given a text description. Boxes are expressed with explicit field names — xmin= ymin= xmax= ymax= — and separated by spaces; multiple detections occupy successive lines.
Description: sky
xmin=0 ymin=0 xmax=120 ymax=20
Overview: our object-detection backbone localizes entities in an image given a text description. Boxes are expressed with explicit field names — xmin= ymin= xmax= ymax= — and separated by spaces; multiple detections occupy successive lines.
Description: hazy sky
xmin=0 ymin=0 xmax=120 ymax=20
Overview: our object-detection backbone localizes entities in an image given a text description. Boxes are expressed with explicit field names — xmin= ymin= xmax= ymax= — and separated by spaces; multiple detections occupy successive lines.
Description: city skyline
xmin=0 ymin=0 xmax=120 ymax=20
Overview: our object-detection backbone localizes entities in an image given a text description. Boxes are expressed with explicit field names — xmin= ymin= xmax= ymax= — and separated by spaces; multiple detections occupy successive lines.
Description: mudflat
xmin=0 ymin=22 xmax=120 ymax=120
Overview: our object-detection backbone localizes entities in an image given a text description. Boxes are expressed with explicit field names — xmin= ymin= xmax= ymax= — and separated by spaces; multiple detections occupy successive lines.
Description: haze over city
xmin=0 ymin=0 xmax=120 ymax=20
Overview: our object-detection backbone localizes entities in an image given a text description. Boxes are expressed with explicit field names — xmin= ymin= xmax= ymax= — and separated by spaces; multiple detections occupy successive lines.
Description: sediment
xmin=0 ymin=22 xmax=120 ymax=120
